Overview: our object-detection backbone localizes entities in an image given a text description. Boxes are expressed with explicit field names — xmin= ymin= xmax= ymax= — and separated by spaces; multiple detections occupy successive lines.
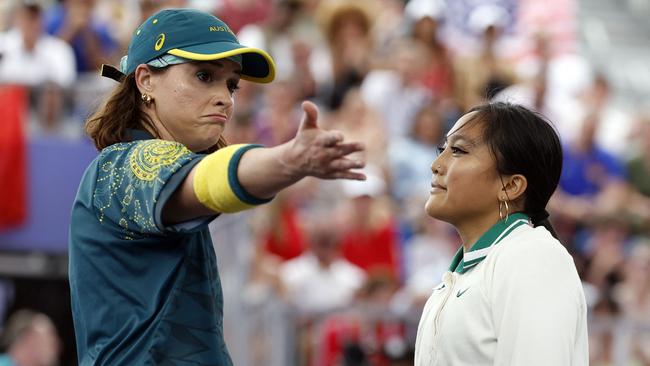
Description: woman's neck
xmin=455 ymin=213 xmax=501 ymax=252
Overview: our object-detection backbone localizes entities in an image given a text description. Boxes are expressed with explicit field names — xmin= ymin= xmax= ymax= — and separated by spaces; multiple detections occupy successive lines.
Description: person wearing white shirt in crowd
xmin=415 ymin=102 xmax=588 ymax=365
xmin=280 ymin=214 xmax=365 ymax=315
xmin=0 ymin=1 xmax=76 ymax=131
xmin=0 ymin=1 xmax=76 ymax=88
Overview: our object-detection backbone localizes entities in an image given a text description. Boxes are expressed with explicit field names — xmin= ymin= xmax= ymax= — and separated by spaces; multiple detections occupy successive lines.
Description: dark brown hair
xmin=465 ymin=102 xmax=563 ymax=238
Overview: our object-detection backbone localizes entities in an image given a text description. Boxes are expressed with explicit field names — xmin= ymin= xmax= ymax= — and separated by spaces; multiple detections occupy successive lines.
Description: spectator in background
xmin=582 ymin=217 xmax=627 ymax=299
xmin=260 ymin=189 xmax=307 ymax=261
xmin=139 ymin=0 xmax=188 ymax=22
xmin=494 ymin=31 xmax=595 ymax=140
xmin=314 ymin=0 xmax=376 ymax=110
xmin=0 ymin=1 xmax=76 ymax=88
xmin=627 ymin=110 xmax=650 ymax=198
xmin=44 ymin=0 xmax=118 ymax=74
xmin=401 ymin=216 xmax=457 ymax=308
xmin=0 ymin=1 xmax=76 ymax=131
xmin=551 ymin=109 xmax=629 ymax=242
xmin=253 ymin=79 xmax=301 ymax=146
xmin=453 ymin=4 xmax=518 ymax=112
xmin=330 ymin=87 xmax=387 ymax=168
xmin=388 ymin=103 xmax=445 ymax=208
xmin=238 ymin=0 xmax=318 ymax=99
xmin=567 ymin=73 xmax=634 ymax=160
xmin=0 ymin=310 xmax=61 ymax=366
xmin=559 ymin=112 xmax=627 ymax=198
xmin=368 ymin=0 xmax=404 ymax=57
xmin=627 ymin=111 xmax=650 ymax=198
xmin=313 ymin=273 xmax=405 ymax=366
xmin=614 ymin=239 xmax=650 ymax=365
xmin=582 ymin=217 xmax=628 ymax=365
xmin=404 ymin=0 xmax=454 ymax=100
xmin=493 ymin=31 xmax=553 ymax=115
xmin=361 ymin=40 xmax=432 ymax=139
xmin=624 ymin=111 xmax=650 ymax=232
xmin=280 ymin=214 xmax=366 ymax=315
xmin=338 ymin=167 xmax=401 ymax=281
xmin=216 ymin=0 xmax=273 ymax=34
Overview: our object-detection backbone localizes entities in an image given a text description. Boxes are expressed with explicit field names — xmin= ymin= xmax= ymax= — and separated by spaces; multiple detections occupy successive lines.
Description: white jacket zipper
xmin=432 ymin=272 xmax=455 ymax=358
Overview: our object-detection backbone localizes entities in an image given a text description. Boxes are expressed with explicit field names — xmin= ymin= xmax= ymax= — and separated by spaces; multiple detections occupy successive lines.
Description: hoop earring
xmin=141 ymin=92 xmax=152 ymax=105
xmin=499 ymin=200 xmax=509 ymax=222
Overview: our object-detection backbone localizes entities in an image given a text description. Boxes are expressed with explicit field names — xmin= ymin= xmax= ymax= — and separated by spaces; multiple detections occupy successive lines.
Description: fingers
xmin=313 ymin=157 xmax=365 ymax=181
xmin=323 ymin=142 xmax=365 ymax=159
xmin=329 ymin=157 xmax=365 ymax=171
xmin=321 ymin=130 xmax=344 ymax=147
xmin=298 ymin=101 xmax=319 ymax=131
xmin=326 ymin=171 xmax=367 ymax=181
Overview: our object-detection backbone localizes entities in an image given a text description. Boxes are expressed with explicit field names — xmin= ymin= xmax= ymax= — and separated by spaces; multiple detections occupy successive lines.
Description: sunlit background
xmin=0 ymin=0 xmax=649 ymax=365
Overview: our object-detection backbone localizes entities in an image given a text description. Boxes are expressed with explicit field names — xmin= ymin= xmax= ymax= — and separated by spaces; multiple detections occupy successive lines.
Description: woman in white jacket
xmin=415 ymin=102 xmax=588 ymax=365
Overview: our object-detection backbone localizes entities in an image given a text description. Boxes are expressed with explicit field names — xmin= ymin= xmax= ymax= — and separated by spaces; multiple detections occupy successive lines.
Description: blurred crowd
xmin=1 ymin=0 xmax=650 ymax=365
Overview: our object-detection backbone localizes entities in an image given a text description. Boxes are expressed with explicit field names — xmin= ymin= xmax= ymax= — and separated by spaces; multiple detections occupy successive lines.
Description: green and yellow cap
xmin=101 ymin=8 xmax=275 ymax=83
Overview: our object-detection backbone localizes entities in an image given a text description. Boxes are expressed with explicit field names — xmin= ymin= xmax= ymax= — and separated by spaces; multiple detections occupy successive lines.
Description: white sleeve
xmin=47 ymin=38 xmax=77 ymax=88
xmin=488 ymin=233 xmax=589 ymax=366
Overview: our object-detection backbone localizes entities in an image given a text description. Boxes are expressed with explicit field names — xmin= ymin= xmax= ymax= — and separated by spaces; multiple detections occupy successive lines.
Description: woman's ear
xmin=499 ymin=174 xmax=528 ymax=202
xmin=134 ymin=64 xmax=153 ymax=94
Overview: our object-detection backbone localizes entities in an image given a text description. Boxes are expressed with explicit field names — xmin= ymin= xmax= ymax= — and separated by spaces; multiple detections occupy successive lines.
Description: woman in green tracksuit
xmin=68 ymin=8 xmax=365 ymax=365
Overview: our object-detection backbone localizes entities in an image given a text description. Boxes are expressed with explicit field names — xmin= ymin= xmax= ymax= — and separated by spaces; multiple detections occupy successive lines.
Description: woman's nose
xmin=431 ymin=158 xmax=440 ymax=174
xmin=212 ymin=83 xmax=234 ymax=107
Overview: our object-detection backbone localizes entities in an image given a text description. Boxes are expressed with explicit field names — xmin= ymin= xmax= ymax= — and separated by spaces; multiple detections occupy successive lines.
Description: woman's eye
xmin=450 ymin=146 xmax=466 ymax=154
xmin=196 ymin=71 xmax=212 ymax=82
xmin=228 ymin=82 xmax=240 ymax=94
xmin=436 ymin=145 xmax=446 ymax=154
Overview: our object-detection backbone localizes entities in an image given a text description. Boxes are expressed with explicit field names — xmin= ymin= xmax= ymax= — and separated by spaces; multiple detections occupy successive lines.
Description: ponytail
xmin=529 ymin=210 xmax=559 ymax=239
xmin=464 ymin=103 xmax=563 ymax=242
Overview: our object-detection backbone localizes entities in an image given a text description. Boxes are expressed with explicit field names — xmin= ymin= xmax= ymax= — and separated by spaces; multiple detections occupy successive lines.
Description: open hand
xmin=281 ymin=101 xmax=366 ymax=181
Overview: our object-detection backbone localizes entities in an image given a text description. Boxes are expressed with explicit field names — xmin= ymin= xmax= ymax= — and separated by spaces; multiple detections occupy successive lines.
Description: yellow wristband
xmin=193 ymin=144 xmax=272 ymax=213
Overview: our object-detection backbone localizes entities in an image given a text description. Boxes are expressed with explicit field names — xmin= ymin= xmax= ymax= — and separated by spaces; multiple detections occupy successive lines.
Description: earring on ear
xmin=498 ymin=199 xmax=509 ymax=222
xmin=141 ymin=93 xmax=152 ymax=105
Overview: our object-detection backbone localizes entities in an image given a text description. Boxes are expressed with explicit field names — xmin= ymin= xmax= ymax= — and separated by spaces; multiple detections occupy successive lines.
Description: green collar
xmin=127 ymin=129 xmax=154 ymax=141
xmin=449 ymin=213 xmax=531 ymax=274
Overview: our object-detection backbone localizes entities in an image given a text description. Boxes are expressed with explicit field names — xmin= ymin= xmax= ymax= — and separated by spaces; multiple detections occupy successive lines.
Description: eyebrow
xmin=200 ymin=60 xmax=242 ymax=75
xmin=445 ymin=134 xmax=479 ymax=147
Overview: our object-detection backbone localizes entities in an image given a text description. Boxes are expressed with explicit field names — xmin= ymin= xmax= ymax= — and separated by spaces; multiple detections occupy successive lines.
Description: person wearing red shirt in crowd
xmin=338 ymin=167 xmax=401 ymax=280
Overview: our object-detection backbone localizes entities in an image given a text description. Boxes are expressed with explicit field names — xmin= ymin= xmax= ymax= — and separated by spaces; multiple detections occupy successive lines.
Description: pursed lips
xmin=203 ymin=114 xmax=228 ymax=123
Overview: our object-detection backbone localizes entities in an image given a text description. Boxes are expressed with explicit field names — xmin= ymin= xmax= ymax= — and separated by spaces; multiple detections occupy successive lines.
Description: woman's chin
xmin=186 ymin=135 xmax=221 ymax=152
xmin=424 ymin=198 xmax=440 ymax=218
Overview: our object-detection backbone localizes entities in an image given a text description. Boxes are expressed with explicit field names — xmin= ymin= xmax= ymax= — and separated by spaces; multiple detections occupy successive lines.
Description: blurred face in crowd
xmin=393 ymin=43 xmax=427 ymax=84
xmin=411 ymin=106 xmax=443 ymax=145
xmin=413 ymin=17 xmax=439 ymax=44
xmin=330 ymin=10 xmax=368 ymax=43
xmin=425 ymin=112 xmax=503 ymax=228
xmin=16 ymin=6 xmax=42 ymax=51
xmin=483 ymin=25 xmax=501 ymax=46
xmin=136 ymin=59 xmax=241 ymax=152
xmin=307 ymin=220 xmax=342 ymax=266
xmin=577 ymin=114 xmax=598 ymax=151
xmin=11 ymin=316 xmax=61 ymax=366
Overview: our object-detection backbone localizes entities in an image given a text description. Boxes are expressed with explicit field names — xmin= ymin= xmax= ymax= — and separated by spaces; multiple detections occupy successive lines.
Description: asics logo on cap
xmin=154 ymin=34 xmax=165 ymax=51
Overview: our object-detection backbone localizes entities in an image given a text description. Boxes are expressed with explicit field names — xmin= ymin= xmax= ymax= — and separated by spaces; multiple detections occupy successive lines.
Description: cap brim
xmin=168 ymin=42 xmax=276 ymax=83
